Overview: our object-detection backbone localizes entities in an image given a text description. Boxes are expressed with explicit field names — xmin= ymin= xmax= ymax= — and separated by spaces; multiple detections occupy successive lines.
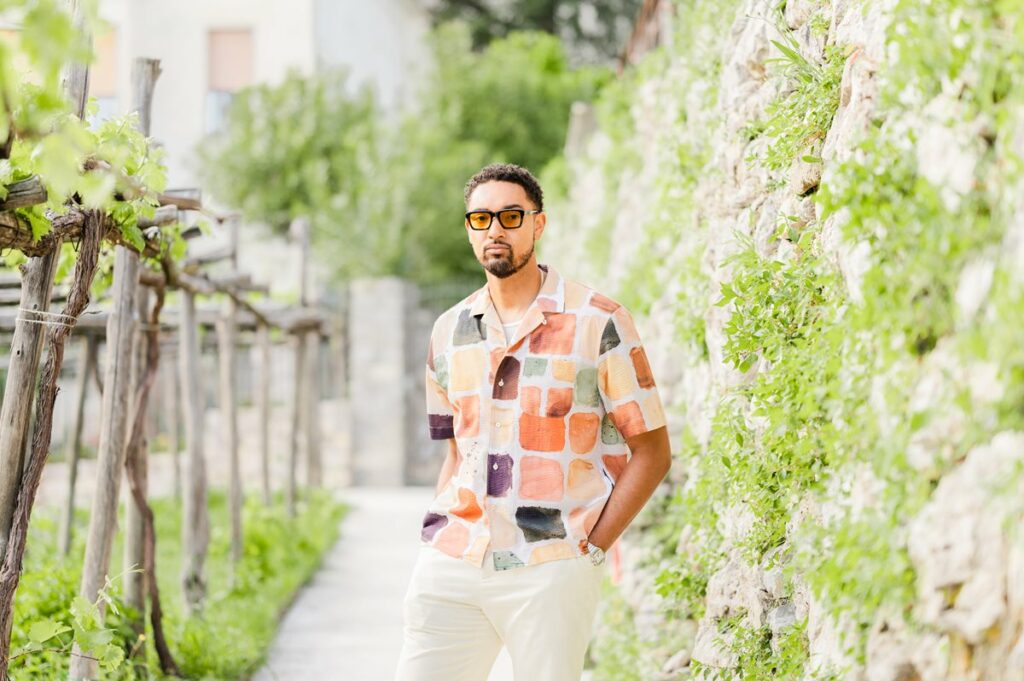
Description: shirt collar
xmin=469 ymin=263 xmax=565 ymax=348
xmin=469 ymin=262 xmax=565 ymax=318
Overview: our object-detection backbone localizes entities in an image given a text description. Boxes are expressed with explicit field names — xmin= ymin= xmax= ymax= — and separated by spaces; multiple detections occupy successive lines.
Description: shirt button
xmin=492 ymin=463 xmax=498 ymax=470
xmin=498 ymin=379 xmax=504 ymax=386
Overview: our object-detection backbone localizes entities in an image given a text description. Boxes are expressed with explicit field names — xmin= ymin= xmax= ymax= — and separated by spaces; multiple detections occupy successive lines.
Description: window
xmin=90 ymin=28 xmax=118 ymax=123
xmin=206 ymin=29 xmax=253 ymax=133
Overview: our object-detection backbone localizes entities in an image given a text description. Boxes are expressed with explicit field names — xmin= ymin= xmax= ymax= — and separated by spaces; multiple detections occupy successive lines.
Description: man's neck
xmin=486 ymin=259 xmax=543 ymax=323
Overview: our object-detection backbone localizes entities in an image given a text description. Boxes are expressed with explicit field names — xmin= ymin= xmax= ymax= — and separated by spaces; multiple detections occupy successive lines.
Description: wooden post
xmin=217 ymin=297 xmax=242 ymax=564
xmin=179 ymin=289 xmax=208 ymax=614
xmin=0 ymin=0 xmax=89 ymax=564
xmin=58 ymin=334 xmax=97 ymax=557
xmin=122 ymin=279 xmax=180 ymax=676
xmin=0 ymin=3 xmax=91 ymax=676
xmin=288 ymin=216 xmax=310 ymax=514
xmin=123 ymin=285 xmax=149 ymax=648
xmin=163 ymin=346 xmax=181 ymax=502
xmin=287 ymin=330 xmax=305 ymax=517
xmin=0 ymin=212 xmax=102 ymax=681
xmin=256 ymin=323 xmax=272 ymax=506
xmin=69 ymin=55 xmax=155 ymax=680
xmin=68 ymin=246 xmax=138 ymax=680
xmin=0 ymin=247 xmax=61 ymax=561
xmin=304 ymin=331 xmax=322 ymax=488
xmin=295 ymin=217 xmax=310 ymax=308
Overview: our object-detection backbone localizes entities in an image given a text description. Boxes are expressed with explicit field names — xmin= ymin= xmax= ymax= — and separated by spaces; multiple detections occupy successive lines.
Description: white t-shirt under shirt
xmin=498 ymin=268 xmax=546 ymax=346
xmin=502 ymin=320 xmax=521 ymax=346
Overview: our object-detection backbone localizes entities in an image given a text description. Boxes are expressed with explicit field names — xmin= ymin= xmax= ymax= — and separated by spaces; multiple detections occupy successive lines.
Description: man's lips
xmin=485 ymin=244 xmax=510 ymax=253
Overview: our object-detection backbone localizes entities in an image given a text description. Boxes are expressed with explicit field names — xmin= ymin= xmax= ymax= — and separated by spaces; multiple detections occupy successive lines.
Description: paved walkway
xmin=251 ymin=486 xmax=519 ymax=681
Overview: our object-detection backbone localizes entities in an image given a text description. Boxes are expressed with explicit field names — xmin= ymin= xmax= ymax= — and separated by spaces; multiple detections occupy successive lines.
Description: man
xmin=395 ymin=163 xmax=671 ymax=680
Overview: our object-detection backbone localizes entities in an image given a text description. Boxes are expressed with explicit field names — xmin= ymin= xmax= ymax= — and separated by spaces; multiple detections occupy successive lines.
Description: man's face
xmin=465 ymin=181 xmax=546 ymax=279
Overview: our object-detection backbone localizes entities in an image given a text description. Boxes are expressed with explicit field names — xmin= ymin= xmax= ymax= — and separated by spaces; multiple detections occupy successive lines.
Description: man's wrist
xmin=581 ymin=540 xmax=607 ymax=565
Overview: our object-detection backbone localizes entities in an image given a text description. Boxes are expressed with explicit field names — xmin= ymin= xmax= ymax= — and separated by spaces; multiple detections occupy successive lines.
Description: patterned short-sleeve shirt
xmin=421 ymin=263 xmax=667 ymax=571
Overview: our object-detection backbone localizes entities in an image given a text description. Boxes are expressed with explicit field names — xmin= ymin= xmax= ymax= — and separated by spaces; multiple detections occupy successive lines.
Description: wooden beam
xmin=0 ymin=287 xmax=67 ymax=305
xmin=0 ymin=207 xmax=164 ymax=258
xmin=0 ymin=177 xmax=46 ymax=211
xmin=156 ymin=193 xmax=202 ymax=211
xmin=183 ymin=246 xmax=233 ymax=268
xmin=138 ymin=204 xmax=179 ymax=228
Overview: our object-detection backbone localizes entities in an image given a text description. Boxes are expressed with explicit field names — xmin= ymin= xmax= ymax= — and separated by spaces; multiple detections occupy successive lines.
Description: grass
xmin=11 ymin=486 xmax=348 ymax=679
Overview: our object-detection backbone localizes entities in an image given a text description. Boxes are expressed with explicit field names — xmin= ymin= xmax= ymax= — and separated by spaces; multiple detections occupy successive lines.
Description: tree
xmin=425 ymin=0 xmax=644 ymax=64
xmin=197 ymin=68 xmax=376 ymax=237
xmin=326 ymin=23 xmax=611 ymax=285
xmin=199 ymin=24 xmax=608 ymax=286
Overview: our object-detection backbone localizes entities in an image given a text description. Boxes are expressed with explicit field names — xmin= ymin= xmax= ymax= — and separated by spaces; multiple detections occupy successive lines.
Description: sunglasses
xmin=465 ymin=208 xmax=541 ymax=231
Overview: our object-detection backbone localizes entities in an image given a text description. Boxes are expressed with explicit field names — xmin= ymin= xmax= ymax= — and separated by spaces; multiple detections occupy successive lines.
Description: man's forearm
xmin=585 ymin=427 xmax=671 ymax=551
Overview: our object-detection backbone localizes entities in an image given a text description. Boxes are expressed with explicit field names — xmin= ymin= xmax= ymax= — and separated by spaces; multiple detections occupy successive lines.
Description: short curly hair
xmin=464 ymin=163 xmax=544 ymax=211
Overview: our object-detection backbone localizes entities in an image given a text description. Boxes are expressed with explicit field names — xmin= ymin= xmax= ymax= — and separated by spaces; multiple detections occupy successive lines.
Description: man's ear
xmin=534 ymin=212 xmax=547 ymax=240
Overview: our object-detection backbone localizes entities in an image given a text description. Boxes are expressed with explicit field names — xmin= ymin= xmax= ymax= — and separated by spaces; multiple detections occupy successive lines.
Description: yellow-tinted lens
xmin=468 ymin=212 xmax=492 ymax=230
xmin=497 ymin=210 xmax=523 ymax=228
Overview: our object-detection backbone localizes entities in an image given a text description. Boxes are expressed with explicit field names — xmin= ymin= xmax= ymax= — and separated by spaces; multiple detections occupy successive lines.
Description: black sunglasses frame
xmin=464 ymin=208 xmax=541 ymax=231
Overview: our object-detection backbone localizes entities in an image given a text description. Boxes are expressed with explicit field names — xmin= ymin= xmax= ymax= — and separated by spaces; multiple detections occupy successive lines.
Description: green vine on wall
xmin=574 ymin=0 xmax=1024 ymax=678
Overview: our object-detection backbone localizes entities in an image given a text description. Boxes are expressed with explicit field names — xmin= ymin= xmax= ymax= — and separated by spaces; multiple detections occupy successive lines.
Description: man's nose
xmin=486 ymin=218 xmax=507 ymax=239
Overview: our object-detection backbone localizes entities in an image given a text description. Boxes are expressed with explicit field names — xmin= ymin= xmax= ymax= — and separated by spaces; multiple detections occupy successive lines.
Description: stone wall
xmin=541 ymin=0 xmax=1024 ymax=678
xmin=347 ymin=276 xmax=464 ymax=487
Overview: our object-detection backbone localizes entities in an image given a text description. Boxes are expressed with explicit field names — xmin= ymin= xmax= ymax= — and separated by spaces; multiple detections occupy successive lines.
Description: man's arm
xmin=584 ymin=425 xmax=671 ymax=551
xmin=435 ymin=438 xmax=461 ymax=496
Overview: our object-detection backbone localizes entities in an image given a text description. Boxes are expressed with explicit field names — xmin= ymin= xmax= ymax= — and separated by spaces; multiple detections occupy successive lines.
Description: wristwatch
xmin=584 ymin=541 xmax=606 ymax=566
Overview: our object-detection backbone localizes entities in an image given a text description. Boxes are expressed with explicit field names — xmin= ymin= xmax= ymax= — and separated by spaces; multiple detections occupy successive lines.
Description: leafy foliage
xmin=197 ymin=68 xmax=376 ymax=237
xmin=11 ymin=490 xmax=348 ymax=679
xmin=199 ymin=21 xmax=608 ymax=285
xmin=426 ymin=0 xmax=644 ymax=64
xmin=553 ymin=0 xmax=1024 ymax=678
xmin=1 ymin=2 xmax=166 ymax=238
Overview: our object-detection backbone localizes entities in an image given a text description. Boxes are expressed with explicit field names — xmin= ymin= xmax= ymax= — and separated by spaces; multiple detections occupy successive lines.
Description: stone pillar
xmin=348 ymin=277 xmax=410 ymax=486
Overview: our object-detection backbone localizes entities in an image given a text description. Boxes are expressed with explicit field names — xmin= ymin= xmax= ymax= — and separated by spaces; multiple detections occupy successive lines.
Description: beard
xmin=481 ymin=240 xmax=534 ymax=279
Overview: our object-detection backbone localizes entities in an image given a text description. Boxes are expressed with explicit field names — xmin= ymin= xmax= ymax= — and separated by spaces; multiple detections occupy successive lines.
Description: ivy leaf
xmin=70 ymin=595 xmax=101 ymax=628
xmin=20 ymin=207 xmax=51 ymax=241
xmin=120 ymin=222 xmax=145 ymax=253
xmin=73 ymin=626 xmax=113 ymax=655
xmin=28 ymin=620 xmax=72 ymax=644
xmin=99 ymin=641 xmax=125 ymax=669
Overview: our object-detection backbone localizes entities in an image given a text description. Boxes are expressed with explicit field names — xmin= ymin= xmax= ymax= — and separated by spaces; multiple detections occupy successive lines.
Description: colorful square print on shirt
xmin=418 ymin=263 xmax=666 ymax=570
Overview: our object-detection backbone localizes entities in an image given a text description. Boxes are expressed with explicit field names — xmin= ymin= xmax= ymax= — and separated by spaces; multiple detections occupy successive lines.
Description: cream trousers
xmin=394 ymin=544 xmax=606 ymax=680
